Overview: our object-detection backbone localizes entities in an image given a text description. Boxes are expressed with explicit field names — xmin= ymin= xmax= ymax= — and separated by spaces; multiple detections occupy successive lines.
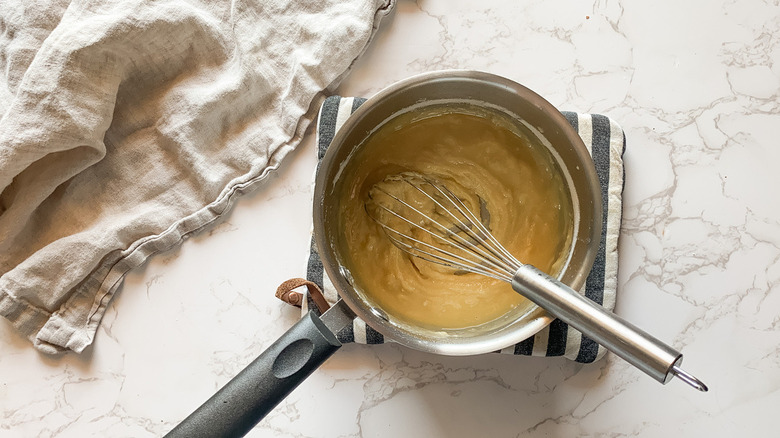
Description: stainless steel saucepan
xmin=165 ymin=71 xmax=628 ymax=437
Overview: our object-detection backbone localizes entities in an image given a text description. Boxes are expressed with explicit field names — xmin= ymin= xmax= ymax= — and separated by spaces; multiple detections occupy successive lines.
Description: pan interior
xmin=336 ymin=102 xmax=574 ymax=337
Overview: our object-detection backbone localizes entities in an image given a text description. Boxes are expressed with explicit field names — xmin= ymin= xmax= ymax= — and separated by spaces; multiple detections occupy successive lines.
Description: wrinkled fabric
xmin=0 ymin=0 xmax=394 ymax=354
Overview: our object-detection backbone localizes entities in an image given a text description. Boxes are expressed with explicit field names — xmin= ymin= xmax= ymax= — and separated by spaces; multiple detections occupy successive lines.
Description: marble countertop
xmin=3 ymin=1 xmax=779 ymax=436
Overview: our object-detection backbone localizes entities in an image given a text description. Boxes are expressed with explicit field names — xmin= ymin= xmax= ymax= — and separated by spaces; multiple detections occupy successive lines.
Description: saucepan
xmin=165 ymin=70 xmax=603 ymax=437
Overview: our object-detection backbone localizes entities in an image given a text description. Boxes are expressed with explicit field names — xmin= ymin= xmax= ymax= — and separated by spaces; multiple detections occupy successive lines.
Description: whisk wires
xmin=365 ymin=172 xmax=523 ymax=283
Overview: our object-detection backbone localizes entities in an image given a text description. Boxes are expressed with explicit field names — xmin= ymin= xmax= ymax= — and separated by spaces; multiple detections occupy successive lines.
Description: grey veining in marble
xmin=2 ymin=1 xmax=779 ymax=437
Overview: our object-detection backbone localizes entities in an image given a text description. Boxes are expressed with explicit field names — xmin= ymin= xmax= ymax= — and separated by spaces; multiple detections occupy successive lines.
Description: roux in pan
xmin=337 ymin=104 xmax=574 ymax=331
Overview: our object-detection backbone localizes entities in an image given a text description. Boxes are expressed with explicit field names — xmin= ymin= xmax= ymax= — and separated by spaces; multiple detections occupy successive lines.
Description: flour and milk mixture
xmin=337 ymin=104 xmax=574 ymax=331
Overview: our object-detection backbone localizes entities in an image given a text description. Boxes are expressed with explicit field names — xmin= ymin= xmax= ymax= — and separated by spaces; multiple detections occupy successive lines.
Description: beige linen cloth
xmin=0 ymin=0 xmax=394 ymax=354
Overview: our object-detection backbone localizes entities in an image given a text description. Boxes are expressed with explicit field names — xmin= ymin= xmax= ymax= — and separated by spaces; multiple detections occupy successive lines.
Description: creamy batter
xmin=336 ymin=104 xmax=574 ymax=331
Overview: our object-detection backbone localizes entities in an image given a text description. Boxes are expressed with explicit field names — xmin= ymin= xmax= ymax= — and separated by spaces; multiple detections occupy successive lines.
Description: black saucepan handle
xmin=165 ymin=311 xmax=342 ymax=438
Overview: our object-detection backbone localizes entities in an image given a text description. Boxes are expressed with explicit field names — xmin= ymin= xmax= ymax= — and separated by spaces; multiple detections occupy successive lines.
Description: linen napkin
xmin=0 ymin=0 xmax=394 ymax=354
xmin=280 ymin=95 xmax=625 ymax=364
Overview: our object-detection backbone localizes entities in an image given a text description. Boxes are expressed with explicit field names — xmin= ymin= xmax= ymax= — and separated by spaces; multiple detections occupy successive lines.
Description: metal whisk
xmin=366 ymin=172 xmax=708 ymax=392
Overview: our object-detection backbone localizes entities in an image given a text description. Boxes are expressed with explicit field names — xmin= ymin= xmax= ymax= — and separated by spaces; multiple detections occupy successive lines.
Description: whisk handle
xmin=511 ymin=265 xmax=685 ymax=386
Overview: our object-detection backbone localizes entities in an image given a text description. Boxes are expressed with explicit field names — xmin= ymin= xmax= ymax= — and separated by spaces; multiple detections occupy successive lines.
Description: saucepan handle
xmin=165 ymin=311 xmax=342 ymax=438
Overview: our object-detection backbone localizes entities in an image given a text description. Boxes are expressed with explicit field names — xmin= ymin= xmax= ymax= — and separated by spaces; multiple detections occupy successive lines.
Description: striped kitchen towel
xmin=289 ymin=95 xmax=625 ymax=363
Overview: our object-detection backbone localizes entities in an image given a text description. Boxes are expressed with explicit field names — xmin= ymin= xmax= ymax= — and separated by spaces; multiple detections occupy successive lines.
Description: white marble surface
xmin=3 ymin=0 xmax=780 ymax=436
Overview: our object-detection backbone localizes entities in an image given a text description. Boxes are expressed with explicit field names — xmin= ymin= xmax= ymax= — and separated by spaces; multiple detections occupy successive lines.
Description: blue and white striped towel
xmin=303 ymin=96 xmax=625 ymax=363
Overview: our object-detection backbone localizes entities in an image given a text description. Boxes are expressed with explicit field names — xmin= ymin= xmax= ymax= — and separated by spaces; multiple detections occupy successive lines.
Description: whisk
xmin=366 ymin=172 xmax=708 ymax=392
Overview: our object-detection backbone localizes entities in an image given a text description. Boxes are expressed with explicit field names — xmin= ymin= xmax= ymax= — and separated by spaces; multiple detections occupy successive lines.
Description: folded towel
xmin=281 ymin=95 xmax=625 ymax=363
xmin=0 ymin=0 xmax=394 ymax=354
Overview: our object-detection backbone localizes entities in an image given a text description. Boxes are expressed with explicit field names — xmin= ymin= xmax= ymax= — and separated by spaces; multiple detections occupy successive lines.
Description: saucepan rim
xmin=312 ymin=69 xmax=603 ymax=356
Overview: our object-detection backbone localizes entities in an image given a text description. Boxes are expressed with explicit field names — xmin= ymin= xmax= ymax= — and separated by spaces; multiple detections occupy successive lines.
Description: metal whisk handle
xmin=511 ymin=265 xmax=708 ymax=391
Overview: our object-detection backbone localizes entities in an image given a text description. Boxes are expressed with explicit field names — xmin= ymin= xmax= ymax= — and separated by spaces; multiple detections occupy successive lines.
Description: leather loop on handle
xmin=275 ymin=278 xmax=331 ymax=313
